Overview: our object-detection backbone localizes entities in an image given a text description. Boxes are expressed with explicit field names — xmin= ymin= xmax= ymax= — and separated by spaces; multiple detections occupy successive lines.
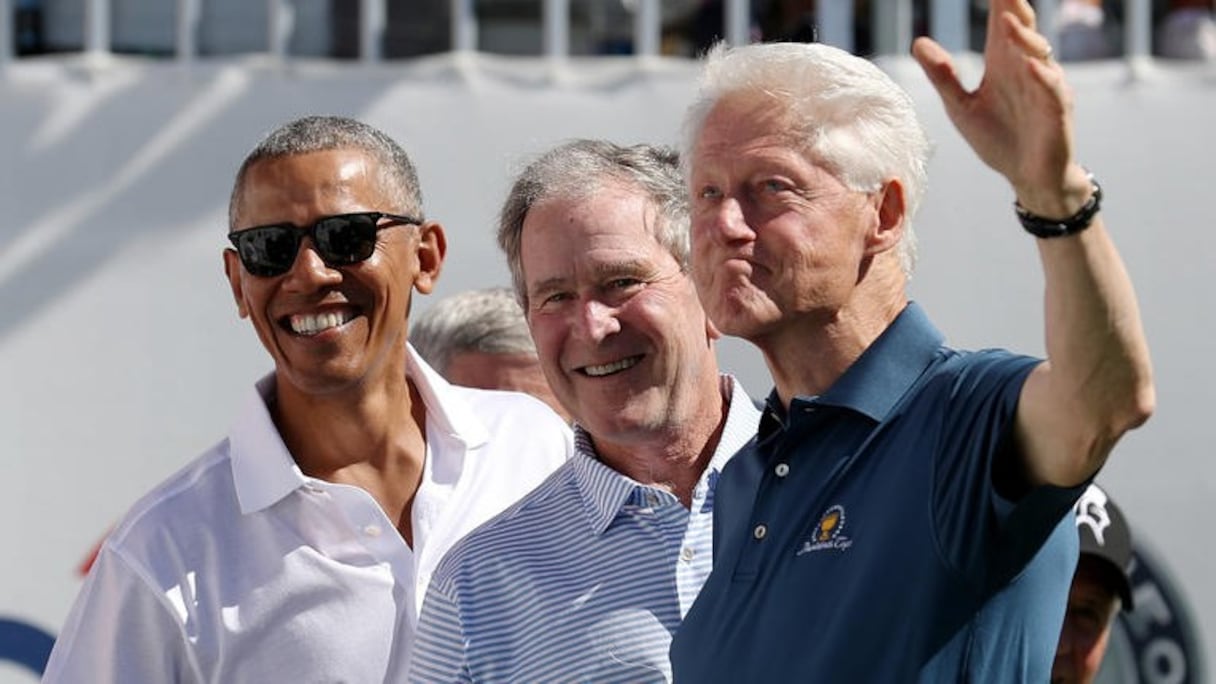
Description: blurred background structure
xmin=3 ymin=0 xmax=1214 ymax=61
xmin=1 ymin=1 xmax=1212 ymax=682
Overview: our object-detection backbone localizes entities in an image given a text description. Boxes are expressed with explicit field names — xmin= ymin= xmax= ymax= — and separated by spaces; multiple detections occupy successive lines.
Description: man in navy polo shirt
xmin=670 ymin=0 xmax=1155 ymax=680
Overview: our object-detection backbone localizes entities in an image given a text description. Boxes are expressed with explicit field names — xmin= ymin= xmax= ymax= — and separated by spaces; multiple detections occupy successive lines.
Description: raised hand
xmin=912 ymin=0 xmax=1092 ymax=217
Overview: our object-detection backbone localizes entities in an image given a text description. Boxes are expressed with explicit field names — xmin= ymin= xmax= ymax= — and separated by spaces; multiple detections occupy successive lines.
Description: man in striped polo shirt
xmin=410 ymin=140 xmax=761 ymax=682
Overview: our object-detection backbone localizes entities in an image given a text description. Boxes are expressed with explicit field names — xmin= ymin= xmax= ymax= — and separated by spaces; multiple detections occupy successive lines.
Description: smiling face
xmin=688 ymin=95 xmax=904 ymax=346
xmin=223 ymin=148 xmax=444 ymax=400
xmin=519 ymin=181 xmax=719 ymax=446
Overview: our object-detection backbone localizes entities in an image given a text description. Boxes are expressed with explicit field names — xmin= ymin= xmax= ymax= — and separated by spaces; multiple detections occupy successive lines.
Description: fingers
xmin=912 ymin=36 xmax=969 ymax=112
xmin=988 ymin=0 xmax=1037 ymax=32
xmin=1001 ymin=12 xmax=1054 ymax=62
xmin=985 ymin=0 xmax=1034 ymax=46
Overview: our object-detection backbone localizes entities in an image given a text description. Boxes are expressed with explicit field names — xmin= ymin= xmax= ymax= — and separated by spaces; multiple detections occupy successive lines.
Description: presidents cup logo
xmin=797 ymin=504 xmax=853 ymax=555
xmin=1075 ymin=485 xmax=1112 ymax=545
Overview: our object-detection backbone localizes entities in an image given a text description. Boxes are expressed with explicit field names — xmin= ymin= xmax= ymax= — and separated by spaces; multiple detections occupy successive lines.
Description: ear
xmin=223 ymin=249 xmax=250 ymax=319
xmin=705 ymin=313 xmax=722 ymax=342
xmin=412 ymin=221 xmax=447 ymax=295
xmin=864 ymin=178 xmax=906 ymax=257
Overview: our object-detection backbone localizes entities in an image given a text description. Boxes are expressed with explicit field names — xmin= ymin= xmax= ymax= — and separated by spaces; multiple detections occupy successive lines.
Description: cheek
xmin=1082 ymin=630 xmax=1112 ymax=670
xmin=527 ymin=317 xmax=565 ymax=371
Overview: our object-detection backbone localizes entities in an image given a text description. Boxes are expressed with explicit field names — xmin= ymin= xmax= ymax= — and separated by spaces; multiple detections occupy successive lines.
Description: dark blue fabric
xmin=671 ymin=303 xmax=1083 ymax=682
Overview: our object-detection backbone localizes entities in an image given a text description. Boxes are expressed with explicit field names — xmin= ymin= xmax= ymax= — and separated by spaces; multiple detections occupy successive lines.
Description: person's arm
xmin=42 ymin=545 xmax=203 ymax=683
xmin=912 ymin=0 xmax=1154 ymax=489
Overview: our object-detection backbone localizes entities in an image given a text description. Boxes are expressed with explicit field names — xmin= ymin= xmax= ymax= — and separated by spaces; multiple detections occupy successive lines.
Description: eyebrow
xmin=591 ymin=258 xmax=653 ymax=280
xmin=528 ymin=257 xmax=657 ymax=296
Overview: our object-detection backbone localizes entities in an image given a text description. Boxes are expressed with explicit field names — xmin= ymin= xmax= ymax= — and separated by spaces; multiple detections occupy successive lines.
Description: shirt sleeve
xmin=929 ymin=351 xmax=1082 ymax=589
xmin=410 ymin=581 xmax=474 ymax=683
xmin=42 ymin=544 xmax=203 ymax=684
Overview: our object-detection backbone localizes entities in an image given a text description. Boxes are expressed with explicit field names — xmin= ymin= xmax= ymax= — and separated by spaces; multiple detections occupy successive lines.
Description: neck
xmin=594 ymin=376 xmax=730 ymax=508
xmin=758 ymin=274 xmax=907 ymax=409
xmin=272 ymin=364 xmax=427 ymax=544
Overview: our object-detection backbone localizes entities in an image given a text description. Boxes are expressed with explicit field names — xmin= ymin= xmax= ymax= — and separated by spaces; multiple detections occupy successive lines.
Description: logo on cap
xmin=1075 ymin=484 xmax=1112 ymax=545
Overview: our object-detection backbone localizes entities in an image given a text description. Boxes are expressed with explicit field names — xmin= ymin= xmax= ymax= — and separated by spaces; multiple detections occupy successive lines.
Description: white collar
xmin=228 ymin=344 xmax=488 ymax=515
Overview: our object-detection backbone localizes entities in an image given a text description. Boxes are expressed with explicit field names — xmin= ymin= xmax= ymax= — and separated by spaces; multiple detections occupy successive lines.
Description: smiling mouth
xmin=285 ymin=310 xmax=356 ymax=336
xmin=579 ymin=355 xmax=642 ymax=377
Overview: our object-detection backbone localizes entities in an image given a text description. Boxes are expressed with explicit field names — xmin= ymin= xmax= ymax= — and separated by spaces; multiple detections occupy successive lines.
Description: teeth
xmin=582 ymin=356 xmax=640 ymax=377
xmin=290 ymin=310 xmax=353 ymax=336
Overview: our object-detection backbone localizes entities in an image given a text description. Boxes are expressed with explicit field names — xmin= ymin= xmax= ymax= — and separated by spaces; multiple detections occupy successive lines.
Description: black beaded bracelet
xmin=1015 ymin=173 xmax=1102 ymax=239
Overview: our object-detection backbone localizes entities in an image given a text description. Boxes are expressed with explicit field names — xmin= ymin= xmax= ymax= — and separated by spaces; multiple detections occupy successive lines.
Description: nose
xmin=573 ymin=297 xmax=621 ymax=343
xmin=281 ymin=238 xmax=342 ymax=292
xmin=698 ymin=196 xmax=754 ymax=245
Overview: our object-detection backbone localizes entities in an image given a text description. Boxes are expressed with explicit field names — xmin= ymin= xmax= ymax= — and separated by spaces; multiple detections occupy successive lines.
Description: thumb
xmin=912 ymin=37 xmax=969 ymax=119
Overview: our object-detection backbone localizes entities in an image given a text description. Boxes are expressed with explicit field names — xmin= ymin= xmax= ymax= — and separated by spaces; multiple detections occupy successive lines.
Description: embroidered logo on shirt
xmin=796 ymin=504 xmax=853 ymax=555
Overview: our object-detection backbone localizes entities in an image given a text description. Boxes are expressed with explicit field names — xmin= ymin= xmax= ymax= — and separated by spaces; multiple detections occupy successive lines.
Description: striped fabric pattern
xmin=410 ymin=376 xmax=760 ymax=683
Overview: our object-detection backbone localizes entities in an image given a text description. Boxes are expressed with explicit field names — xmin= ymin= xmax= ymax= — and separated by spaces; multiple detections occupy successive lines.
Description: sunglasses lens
xmin=237 ymin=226 xmax=299 ymax=277
xmin=316 ymin=214 xmax=379 ymax=265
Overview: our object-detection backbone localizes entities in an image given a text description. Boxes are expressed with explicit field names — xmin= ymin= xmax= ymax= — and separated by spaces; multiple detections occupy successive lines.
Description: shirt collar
xmin=569 ymin=374 xmax=761 ymax=535
xmin=405 ymin=343 xmax=489 ymax=450
xmin=705 ymin=375 xmax=762 ymax=475
xmin=228 ymin=345 xmax=488 ymax=515
xmin=762 ymin=302 xmax=944 ymax=433
xmin=569 ymin=429 xmax=637 ymax=535
xmin=229 ymin=373 xmax=310 ymax=515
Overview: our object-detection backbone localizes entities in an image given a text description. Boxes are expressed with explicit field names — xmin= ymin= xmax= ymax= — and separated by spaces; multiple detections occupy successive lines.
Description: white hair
xmin=682 ymin=42 xmax=932 ymax=275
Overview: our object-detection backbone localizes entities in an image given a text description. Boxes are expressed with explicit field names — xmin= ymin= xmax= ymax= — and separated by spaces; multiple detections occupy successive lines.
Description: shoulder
xmin=450 ymin=386 xmax=573 ymax=454
xmin=915 ymin=348 xmax=1042 ymax=402
xmin=451 ymin=386 xmax=566 ymax=426
xmin=104 ymin=440 xmax=236 ymax=565
xmin=431 ymin=462 xmax=579 ymax=588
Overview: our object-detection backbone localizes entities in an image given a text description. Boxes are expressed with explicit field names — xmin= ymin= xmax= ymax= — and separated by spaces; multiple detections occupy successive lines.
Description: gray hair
xmin=498 ymin=139 xmax=688 ymax=306
xmin=682 ymin=42 xmax=931 ymax=276
xmin=410 ymin=287 xmax=536 ymax=375
xmin=228 ymin=115 xmax=423 ymax=229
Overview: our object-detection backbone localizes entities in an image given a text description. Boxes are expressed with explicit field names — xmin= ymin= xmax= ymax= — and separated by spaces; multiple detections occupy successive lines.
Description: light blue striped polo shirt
xmin=410 ymin=376 xmax=760 ymax=683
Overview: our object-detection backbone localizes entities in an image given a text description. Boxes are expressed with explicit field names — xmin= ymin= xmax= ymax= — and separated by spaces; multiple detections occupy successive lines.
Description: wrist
xmin=1013 ymin=165 xmax=1095 ymax=218
xmin=1015 ymin=170 xmax=1102 ymax=239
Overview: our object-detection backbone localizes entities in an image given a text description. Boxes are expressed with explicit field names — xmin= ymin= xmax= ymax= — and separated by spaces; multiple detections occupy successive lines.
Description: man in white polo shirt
xmin=410 ymin=140 xmax=761 ymax=682
xmin=42 ymin=116 xmax=570 ymax=683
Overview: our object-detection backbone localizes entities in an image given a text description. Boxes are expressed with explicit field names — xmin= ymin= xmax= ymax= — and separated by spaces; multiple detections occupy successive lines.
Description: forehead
xmin=1070 ymin=558 xmax=1122 ymax=604
xmin=693 ymin=96 xmax=811 ymax=171
xmin=522 ymin=183 xmax=674 ymax=267
xmin=236 ymin=149 xmax=387 ymax=224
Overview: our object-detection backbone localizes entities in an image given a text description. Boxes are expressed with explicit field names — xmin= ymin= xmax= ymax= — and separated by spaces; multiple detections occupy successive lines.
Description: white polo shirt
xmin=43 ymin=347 xmax=571 ymax=684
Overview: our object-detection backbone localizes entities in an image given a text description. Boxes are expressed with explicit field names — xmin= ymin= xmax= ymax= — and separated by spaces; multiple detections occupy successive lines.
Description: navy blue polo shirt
xmin=670 ymin=303 xmax=1082 ymax=682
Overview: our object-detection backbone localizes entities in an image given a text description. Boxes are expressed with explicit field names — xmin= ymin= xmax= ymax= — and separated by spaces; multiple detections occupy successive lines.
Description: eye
xmin=531 ymin=290 xmax=572 ymax=311
xmin=607 ymin=277 xmax=642 ymax=290
xmin=697 ymin=185 xmax=722 ymax=200
xmin=760 ymin=178 xmax=791 ymax=194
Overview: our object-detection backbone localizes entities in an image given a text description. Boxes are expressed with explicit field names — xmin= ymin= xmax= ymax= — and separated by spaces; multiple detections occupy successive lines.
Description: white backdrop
xmin=1 ymin=53 xmax=1212 ymax=680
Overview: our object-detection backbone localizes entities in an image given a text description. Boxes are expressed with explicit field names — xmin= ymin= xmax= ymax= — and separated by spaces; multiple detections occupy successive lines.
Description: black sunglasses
xmin=228 ymin=211 xmax=421 ymax=277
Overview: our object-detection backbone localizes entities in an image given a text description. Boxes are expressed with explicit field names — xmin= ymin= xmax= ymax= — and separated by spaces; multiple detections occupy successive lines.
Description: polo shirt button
xmin=363 ymin=524 xmax=382 ymax=537
xmin=645 ymin=492 xmax=660 ymax=507
xmin=680 ymin=547 xmax=695 ymax=562
xmin=775 ymin=463 xmax=790 ymax=478
xmin=753 ymin=524 xmax=768 ymax=540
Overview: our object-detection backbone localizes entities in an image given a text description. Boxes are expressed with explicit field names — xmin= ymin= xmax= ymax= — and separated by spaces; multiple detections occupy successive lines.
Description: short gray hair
xmin=410 ymin=287 xmax=536 ymax=374
xmin=229 ymin=116 xmax=423 ymax=229
xmin=682 ymin=42 xmax=931 ymax=275
xmin=497 ymin=139 xmax=687 ymax=306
